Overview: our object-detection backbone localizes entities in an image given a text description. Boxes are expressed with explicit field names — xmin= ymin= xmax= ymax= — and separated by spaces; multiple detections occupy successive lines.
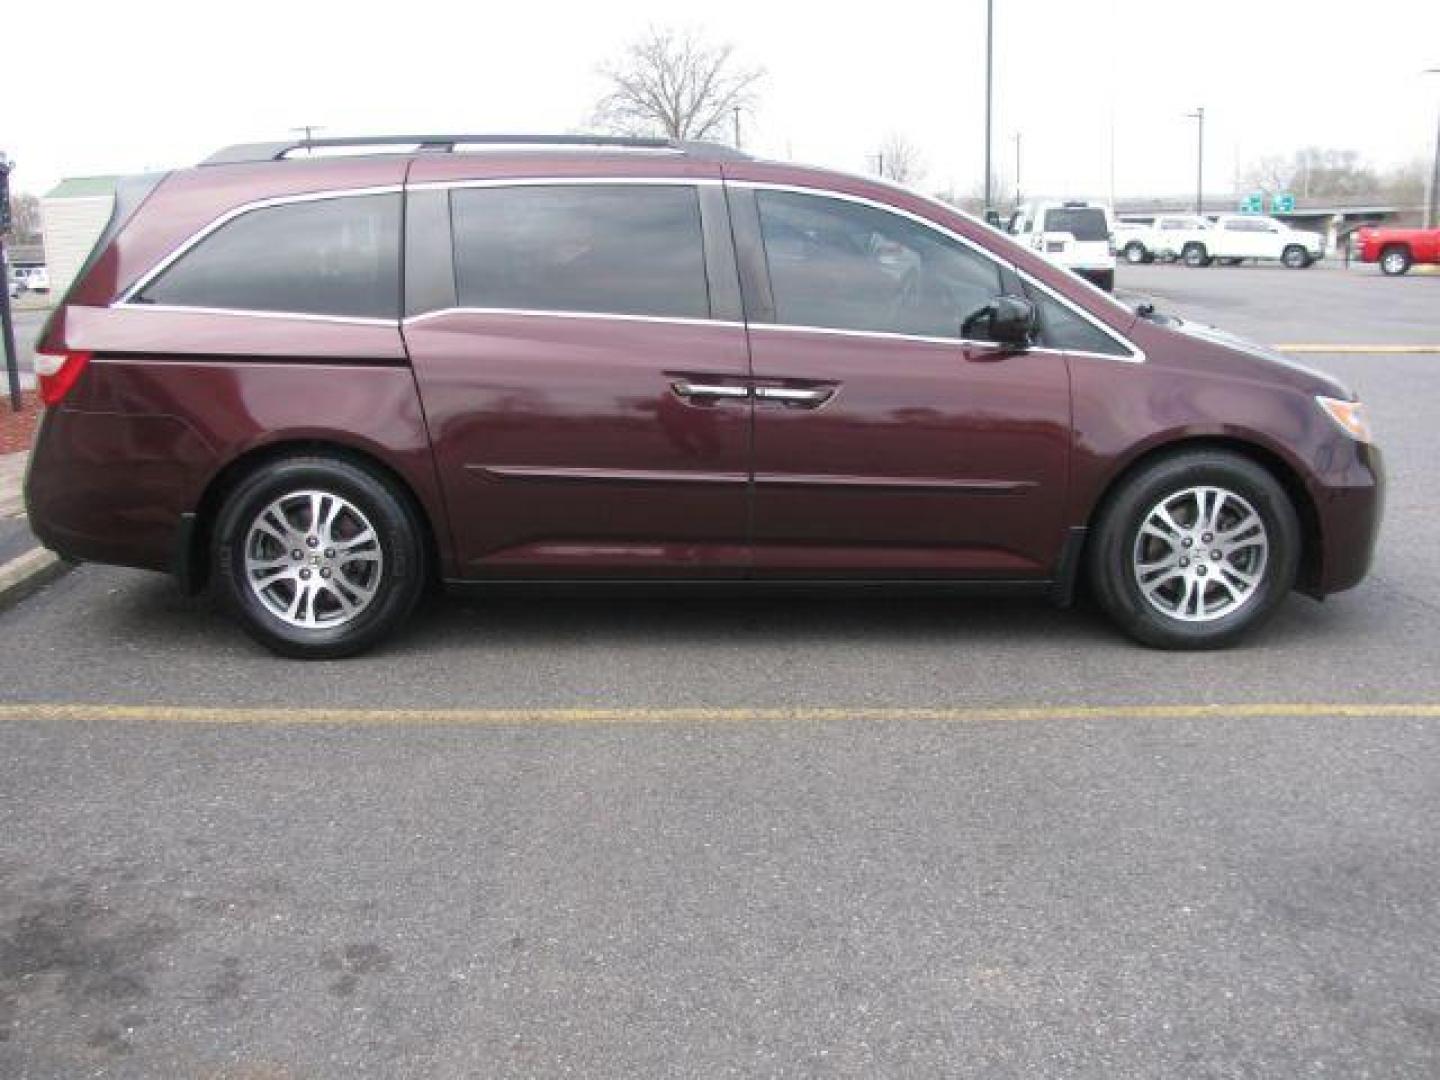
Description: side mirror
xmin=961 ymin=295 xmax=1038 ymax=348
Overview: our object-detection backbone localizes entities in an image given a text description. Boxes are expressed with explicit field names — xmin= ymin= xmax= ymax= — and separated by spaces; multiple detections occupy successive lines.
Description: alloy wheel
xmin=243 ymin=489 xmax=384 ymax=628
xmin=1131 ymin=485 xmax=1269 ymax=622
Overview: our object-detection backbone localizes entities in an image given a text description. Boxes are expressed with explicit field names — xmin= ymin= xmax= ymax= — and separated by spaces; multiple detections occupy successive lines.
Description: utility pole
xmin=0 ymin=151 xmax=21 ymax=412
xmin=1014 ymin=132 xmax=1022 ymax=209
xmin=1186 ymin=107 xmax=1205 ymax=215
xmin=290 ymin=125 xmax=325 ymax=154
xmin=1427 ymin=70 xmax=1440 ymax=230
xmin=983 ymin=0 xmax=995 ymax=215
xmin=732 ymin=107 xmax=742 ymax=151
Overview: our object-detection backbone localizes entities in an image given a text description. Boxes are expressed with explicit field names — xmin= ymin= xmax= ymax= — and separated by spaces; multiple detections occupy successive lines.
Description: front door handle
xmin=671 ymin=380 xmax=750 ymax=401
xmin=754 ymin=386 xmax=835 ymax=408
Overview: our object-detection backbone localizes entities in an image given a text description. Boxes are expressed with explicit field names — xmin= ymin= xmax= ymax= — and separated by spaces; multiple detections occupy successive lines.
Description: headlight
xmin=1316 ymin=396 xmax=1373 ymax=443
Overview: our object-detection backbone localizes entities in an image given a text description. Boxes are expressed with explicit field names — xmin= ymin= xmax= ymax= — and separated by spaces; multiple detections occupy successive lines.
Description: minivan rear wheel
xmin=213 ymin=456 xmax=427 ymax=659
xmin=1182 ymin=243 xmax=1211 ymax=268
xmin=1088 ymin=450 xmax=1299 ymax=649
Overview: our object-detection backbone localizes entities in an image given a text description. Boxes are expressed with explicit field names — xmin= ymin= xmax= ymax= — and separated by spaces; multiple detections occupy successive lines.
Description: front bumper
xmin=1309 ymin=442 xmax=1383 ymax=597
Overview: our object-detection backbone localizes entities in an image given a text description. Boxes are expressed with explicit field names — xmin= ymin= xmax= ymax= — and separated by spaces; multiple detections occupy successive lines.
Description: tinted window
xmin=1030 ymin=290 xmax=1129 ymax=356
xmin=138 ymin=194 xmax=400 ymax=318
xmin=756 ymin=190 xmax=1003 ymax=339
xmin=450 ymin=185 xmax=709 ymax=319
xmin=1225 ymin=218 xmax=1265 ymax=232
xmin=1041 ymin=207 xmax=1109 ymax=241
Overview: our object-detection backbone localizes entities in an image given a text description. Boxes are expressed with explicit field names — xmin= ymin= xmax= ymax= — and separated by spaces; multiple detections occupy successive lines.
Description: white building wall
xmin=39 ymin=195 xmax=115 ymax=297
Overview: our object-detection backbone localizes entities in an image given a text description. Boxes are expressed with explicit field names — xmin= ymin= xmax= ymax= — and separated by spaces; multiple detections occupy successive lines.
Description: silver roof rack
xmin=201 ymin=134 xmax=749 ymax=166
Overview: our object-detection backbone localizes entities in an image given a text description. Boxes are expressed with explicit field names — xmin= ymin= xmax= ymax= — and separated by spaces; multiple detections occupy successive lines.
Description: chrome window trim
xmin=108 ymin=175 xmax=1144 ymax=361
xmin=403 ymin=306 xmax=743 ymax=331
xmin=108 ymin=302 xmax=398 ymax=327
xmin=113 ymin=184 xmax=404 ymax=307
xmin=407 ymin=176 xmax=721 ymax=193
xmin=731 ymin=180 xmax=1145 ymax=363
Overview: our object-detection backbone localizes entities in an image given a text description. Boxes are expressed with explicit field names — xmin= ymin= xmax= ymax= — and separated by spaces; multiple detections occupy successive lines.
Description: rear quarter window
xmin=135 ymin=193 xmax=401 ymax=319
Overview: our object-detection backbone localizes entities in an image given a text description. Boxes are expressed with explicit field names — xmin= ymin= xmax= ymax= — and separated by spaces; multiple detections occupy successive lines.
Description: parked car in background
xmin=20 ymin=266 xmax=50 ymax=293
xmin=1115 ymin=214 xmax=1210 ymax=264
xmin=1350 ymin=224 xmax=1440 ymax=276
xmin=1010 ymin=200 xmax=1116 ymax=290
xmin=26 ymin=134 xmax=1381 ymax=657
xmin=1177 ymin=215 xmax=1323 ymax=269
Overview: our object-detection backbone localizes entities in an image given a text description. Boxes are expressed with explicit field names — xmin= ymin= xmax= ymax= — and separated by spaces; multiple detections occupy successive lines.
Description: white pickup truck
xmin=1176 ymin=215 xmax=1324 ymax=269
xmin=1114 ymin=215 xmax=1209 ymax=264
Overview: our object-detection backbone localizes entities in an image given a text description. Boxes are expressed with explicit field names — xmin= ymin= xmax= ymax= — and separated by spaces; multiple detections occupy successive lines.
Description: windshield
xmin=1043 ymin=207 xmax=1109 ymax=242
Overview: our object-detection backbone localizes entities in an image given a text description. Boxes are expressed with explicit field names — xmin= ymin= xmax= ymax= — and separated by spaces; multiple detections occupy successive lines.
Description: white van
xmin=1010 ymin=200 xmax=1116 ymax=291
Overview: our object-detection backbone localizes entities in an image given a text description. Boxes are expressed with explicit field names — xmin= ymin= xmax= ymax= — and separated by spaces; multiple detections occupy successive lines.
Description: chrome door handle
xmin=671 ymin=380 xmax=750 ymax=400
xmin=754 ymin=386 xmax=834 ymax=407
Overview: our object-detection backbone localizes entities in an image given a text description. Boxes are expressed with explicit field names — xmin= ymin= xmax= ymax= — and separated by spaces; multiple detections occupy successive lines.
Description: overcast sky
xmin=5 ymin=0 xmax=1437 ymax=202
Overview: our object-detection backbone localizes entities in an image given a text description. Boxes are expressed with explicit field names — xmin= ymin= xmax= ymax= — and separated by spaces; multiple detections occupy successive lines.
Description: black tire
xmin=1123 ymin=242 xmax=1148 ymax=265
xmin=1281 ymin=245 xmax=1311 ymax=269
xmin=1379 ymin=246 xmax=1412 ymax=276
xmin=212 ymin=455 xmax=428 ymax=659
xmin=1087 ymin=450 xmax=1300 ymax=650
xmin=1182 ymin=243 xmax=1211 ymax=268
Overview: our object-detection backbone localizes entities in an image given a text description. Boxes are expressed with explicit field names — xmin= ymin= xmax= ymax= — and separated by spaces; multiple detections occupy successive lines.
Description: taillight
xmin=33 ymin=350 xmax=92 ymax=406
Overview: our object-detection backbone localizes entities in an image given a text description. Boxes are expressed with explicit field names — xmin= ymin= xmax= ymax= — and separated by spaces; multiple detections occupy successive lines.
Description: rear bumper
xmin=24 ymin=407 xmax=209 ymax=574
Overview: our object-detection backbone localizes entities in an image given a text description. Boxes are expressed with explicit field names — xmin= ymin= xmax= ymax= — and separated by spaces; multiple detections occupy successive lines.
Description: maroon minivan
xmin=26 ymin=134 xmax=1382 ymax=658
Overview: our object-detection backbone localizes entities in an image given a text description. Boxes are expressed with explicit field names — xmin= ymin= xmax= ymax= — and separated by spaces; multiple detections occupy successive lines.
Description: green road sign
xmin=1271 ymin=192 xmax=1296 ymax=213
xmin=1239 ymin=192 xmax=1264 ymax=213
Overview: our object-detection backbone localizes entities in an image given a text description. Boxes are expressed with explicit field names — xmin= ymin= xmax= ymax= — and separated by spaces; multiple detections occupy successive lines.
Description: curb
xmin=0 ymin=547 xmax=69 ymax=610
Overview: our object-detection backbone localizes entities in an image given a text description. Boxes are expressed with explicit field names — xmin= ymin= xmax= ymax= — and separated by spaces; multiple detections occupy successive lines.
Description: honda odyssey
xmin=26 ymin=134 xmax=1382 ymax=658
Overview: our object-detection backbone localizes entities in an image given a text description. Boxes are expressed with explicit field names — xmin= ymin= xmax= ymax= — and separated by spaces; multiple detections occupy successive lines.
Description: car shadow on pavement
xmin=64 ymin=565 xmax=1379 ymax=661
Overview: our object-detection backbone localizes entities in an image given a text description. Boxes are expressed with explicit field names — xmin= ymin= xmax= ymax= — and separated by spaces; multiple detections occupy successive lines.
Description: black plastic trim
xmin=1050 ymin=526 xmax=1088 ymax=607
xmin=723 ymin=185 xmax=776 ymax=324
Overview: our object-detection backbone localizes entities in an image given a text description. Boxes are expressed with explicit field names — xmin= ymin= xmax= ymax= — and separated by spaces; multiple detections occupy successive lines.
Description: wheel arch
xmin=181 ymin=438 xmax=445 ymax=595
xmin=1079 ymin=435 xmax=1323 ymax=597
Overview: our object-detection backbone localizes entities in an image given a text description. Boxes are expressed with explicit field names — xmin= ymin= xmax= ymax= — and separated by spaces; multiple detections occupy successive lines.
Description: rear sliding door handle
xmin=753 ymin=386 xmax=834 ymax=407
xmin=671 ymin=380 xmax=750 ymax=401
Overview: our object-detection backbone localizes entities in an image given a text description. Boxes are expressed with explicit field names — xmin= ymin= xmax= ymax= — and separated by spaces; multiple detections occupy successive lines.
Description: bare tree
xmin=593 ymin=27 xmax=763 ymax=143
xmin=4 ymin=192 xmax=42 ymax=244
xmin=873 ymin=133 xmax=924 ymax=186
xmin=1241 ymin=147 xmax=1379 ymax=199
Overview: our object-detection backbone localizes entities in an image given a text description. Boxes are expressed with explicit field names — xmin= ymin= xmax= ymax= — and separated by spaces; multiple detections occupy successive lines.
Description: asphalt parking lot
xmin=2 ymin=262 xmax=1439 ymax=1077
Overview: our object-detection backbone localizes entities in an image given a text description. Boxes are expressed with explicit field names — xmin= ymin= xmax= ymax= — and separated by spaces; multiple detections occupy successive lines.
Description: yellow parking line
xmin=0 ymin=702 xmax=1438 ymax=727
xmin=1274 ymin=344 xmax=1440 ymax=354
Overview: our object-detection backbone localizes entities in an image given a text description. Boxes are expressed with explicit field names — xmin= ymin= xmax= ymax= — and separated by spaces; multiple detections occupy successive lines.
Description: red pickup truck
xmin=1352 ymin=224 xmax=1440 ymax=275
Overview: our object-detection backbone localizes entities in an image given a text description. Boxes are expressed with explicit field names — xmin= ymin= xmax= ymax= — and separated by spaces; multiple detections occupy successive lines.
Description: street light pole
xmin=1014 ymin=131 xmax=1022 ymax=209
xmin=1186 ymin=107 xmax=1205 ymax=215
xmin=1426 ymin=70 xmax=1439 ymax=230
xmin=983 ymin=0 xmax=994 ymax=215
xmin=732 ymin=106 xmax=742 ymax=151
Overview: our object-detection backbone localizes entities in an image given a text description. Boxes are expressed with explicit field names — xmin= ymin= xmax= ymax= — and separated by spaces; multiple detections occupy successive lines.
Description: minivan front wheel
xmin=1088 ymin=451 xmax=1299 ymax=649
xmin=213 ymin=456 xmax=427 ymax=658
xmin=1281 ymin=245 xmax=1312 ymax=269
xmin=1182 ymin=243 xmax=1211 ymax=268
